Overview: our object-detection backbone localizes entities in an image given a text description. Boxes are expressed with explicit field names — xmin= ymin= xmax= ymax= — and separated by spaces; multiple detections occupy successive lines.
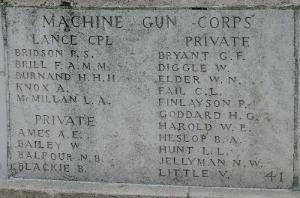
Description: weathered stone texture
xmin=0 ymin=8 xmax=7 ymax=179
xmin=0 ymin=179 xmax=300 ymax=198
xmin=66 ymin=0 xmax=299 ymax=7
xmin=0 ymin=0 xmax=299 ymax=197
xmin=1 ymin=0 xmax=300 ymax=7
xmin=6 ymin=7 xmax=295 ymax=189
xmin=2 ymin=0 xmax=61 ymax=6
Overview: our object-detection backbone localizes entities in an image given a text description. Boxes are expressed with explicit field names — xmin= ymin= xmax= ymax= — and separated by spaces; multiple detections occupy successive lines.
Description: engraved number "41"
xmin=265 ymin=172 xmax=283 ymax=182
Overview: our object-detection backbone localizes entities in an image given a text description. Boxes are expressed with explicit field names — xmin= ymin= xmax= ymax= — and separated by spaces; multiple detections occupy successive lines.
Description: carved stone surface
xmin=1 ymin=179 xmax=300 ymax=198
xmin=6 ymin=7 xmax=294 ymax=188
xmin=0 ymin=9 xmax=8 ymax=179
xmin=1 ymin=0 xmax=299 ymax=7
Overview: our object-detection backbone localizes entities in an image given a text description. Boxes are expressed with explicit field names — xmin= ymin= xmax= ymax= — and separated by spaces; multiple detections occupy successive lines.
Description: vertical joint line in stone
xmin=293 ymin=8 xmax=299 ymax=190
xmin=2 ymin=7 xmax=10 ymax=179
xmin=0 ymin=7 xmax=4 ymax=77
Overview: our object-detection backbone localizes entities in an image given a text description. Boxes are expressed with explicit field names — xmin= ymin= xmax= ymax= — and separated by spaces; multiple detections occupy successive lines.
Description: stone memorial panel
xmin=6 ymin=7 xmax=295 ymax=188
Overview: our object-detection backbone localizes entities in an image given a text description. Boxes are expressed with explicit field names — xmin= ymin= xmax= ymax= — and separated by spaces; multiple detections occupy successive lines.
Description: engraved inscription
xmin=6 ymin=8 xmax=294 ymax=188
